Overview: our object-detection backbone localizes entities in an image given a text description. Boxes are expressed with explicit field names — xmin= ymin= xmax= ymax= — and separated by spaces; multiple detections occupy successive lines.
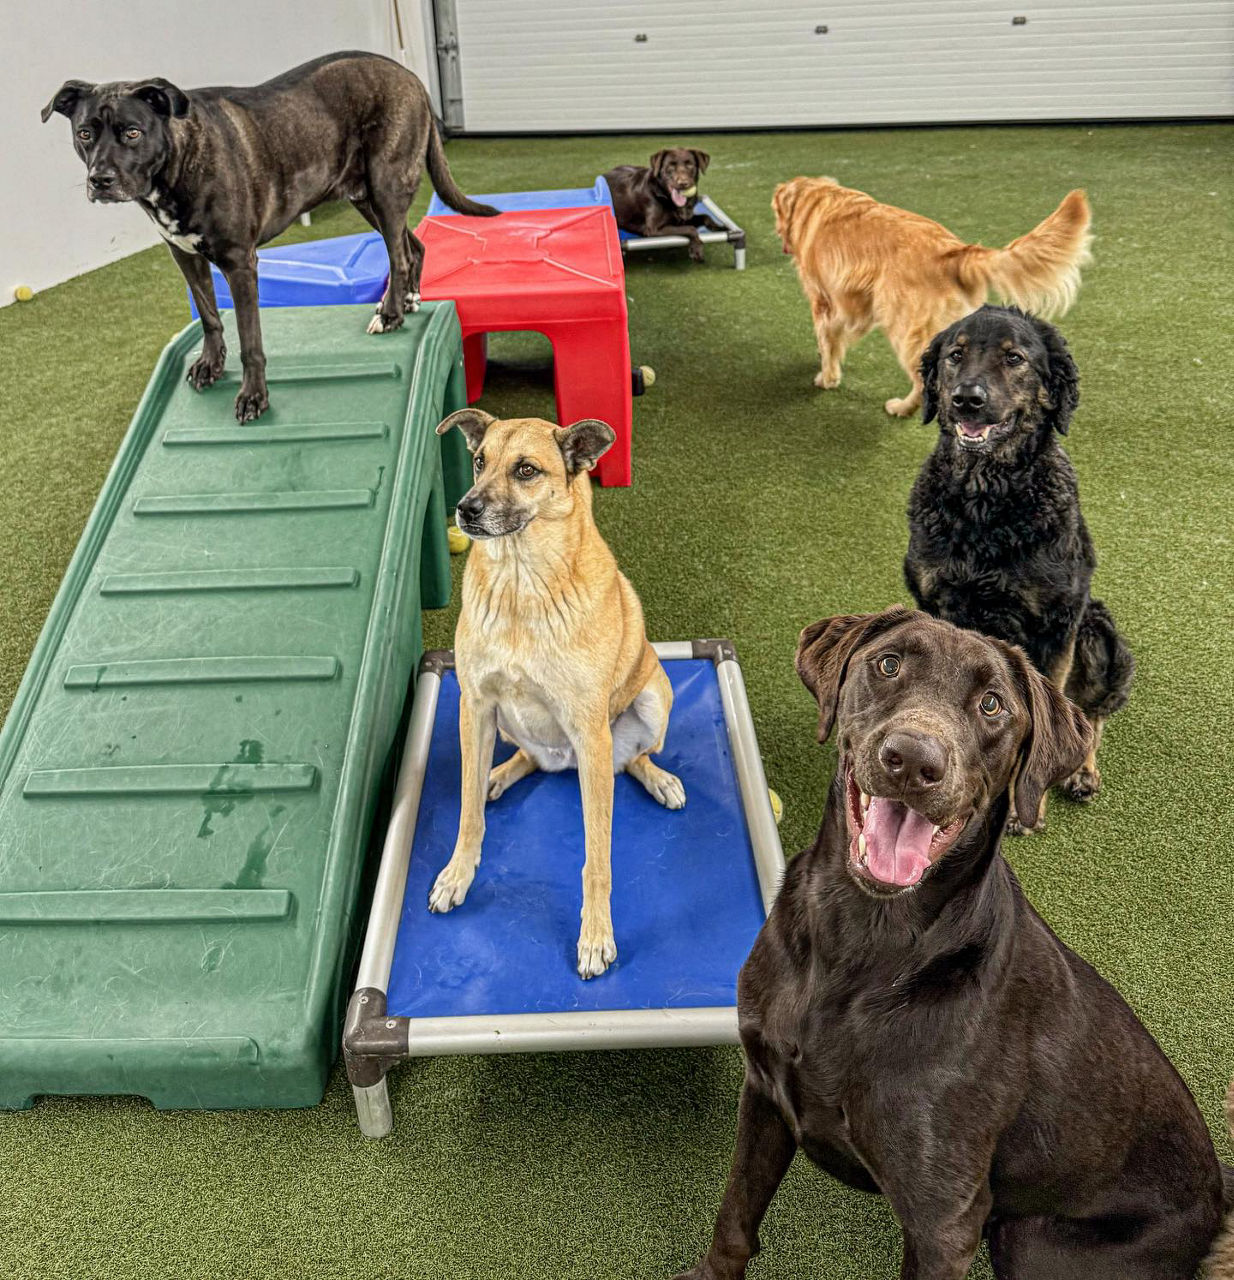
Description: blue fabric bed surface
xmin=386 ymin=659 xmax=766 ymax=1018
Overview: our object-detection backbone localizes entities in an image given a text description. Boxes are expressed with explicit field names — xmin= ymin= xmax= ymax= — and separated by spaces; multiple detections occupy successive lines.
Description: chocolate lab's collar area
xmin=1 ymin=122 xmax=1230 ymax=1280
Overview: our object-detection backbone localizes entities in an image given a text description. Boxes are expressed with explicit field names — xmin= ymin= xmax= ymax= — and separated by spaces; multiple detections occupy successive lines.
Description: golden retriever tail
xmin=1205 ymin=1080 xmax=1234 ymax=1278
xmin=954 ymin=189 xmax=1092 ymax=319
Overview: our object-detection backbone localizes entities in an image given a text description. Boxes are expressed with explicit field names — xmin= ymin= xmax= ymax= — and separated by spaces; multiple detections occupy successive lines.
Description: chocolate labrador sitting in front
xmin=42 ymin=53 xmax=496 ymax=422
xmin=676 ymin=607 xmax=1228 ymax=1280
xmin=604 ymin=149 xmax=722 ymax=261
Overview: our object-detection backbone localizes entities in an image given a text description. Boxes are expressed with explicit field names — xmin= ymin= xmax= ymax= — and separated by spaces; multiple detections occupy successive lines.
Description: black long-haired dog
xmin=905 ymin=305 xmax=1133 ymax=832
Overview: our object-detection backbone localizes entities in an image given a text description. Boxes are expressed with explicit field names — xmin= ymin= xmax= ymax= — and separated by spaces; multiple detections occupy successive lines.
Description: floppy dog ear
xmin=131 ymin=78 xmax=189 ymax=118
xmin=436 ymin=408 xmax=495 ymax=453
xmin=41 ymin=80 xmax=93 ymax=123
xmin=1037 ymin=319 xmax=1079 ymax=435
xmin=920 ymin=329 xmax=948 ymax=425
xmin=649 ymin=150 xmax=669 ymax=178
xmin=796 ymin=606 xmax=911 ymax=743
xmin=690 ymin=149 xmax=711 ymax=175
xmin=998 ymin=642 xmax=1092 ymax=824
xmin=557 ymin=419 xmax=615 ymax=474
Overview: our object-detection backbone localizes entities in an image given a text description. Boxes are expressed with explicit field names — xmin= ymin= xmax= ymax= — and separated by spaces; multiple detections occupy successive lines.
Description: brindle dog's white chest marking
xmin=142 ymin=194 xmax=202 ymax=255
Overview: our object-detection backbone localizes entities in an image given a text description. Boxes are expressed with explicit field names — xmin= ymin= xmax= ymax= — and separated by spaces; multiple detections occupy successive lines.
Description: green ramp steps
xmin=0 ymin=302 xmax=468 ymax=1110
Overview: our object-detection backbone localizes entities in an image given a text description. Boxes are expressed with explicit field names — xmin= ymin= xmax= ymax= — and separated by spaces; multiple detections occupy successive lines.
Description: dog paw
xmin=403 ymin=291 xmax=422 ymax=313
xmin=577 ymin=930 xmax=617 ymax=979
xmin=814 ymin=370 xmax=841 ymax=390
xmin=650 ymin=770 xmax=686 ymax=810
xmin=428 ymin=861 xmax=476 ymax=912
xmin=366 ymin=310 xmax=404 ymax=335
xmin=186 ymin=349 xmax=226 ymax=390
xmin=233 ymin=386 xmax=269 ymax=423
xmin=884 ymin=396 xmax=918 ymax=418
xmin=1005 ymin=815 xmax=1044 ymax=838
xmin=688 ymin=247 xmax=705 ymax=264
xmin=1061 ymin=766 xmax=1101 ymax=803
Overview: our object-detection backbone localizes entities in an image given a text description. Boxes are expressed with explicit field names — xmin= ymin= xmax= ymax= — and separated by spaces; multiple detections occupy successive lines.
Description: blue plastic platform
xmin=188 ymin=231 xmax=388 ymax=315
xmin=427 ymin=176 xmax=614 ymax=221
xmin=388 ymin=659 xmax=764 ymax=1016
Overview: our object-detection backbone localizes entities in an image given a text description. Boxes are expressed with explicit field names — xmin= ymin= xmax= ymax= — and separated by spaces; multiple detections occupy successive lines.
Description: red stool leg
xmin=462 ymin=331 xmax=488 ymax=404
xmin=548 ymin=319 xmax=632 ymax=487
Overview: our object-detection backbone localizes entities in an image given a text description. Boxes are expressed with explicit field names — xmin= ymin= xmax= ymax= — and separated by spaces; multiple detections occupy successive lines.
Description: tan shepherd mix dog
xmin=428 ymin=409 xmax=685 ymax=979
xmin=772 ymin=177 xmax=1091 ymax=417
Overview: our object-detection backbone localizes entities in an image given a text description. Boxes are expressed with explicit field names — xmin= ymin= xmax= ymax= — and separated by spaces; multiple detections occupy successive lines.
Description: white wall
xmin=0 ymin=0 xmax=437 ymax=304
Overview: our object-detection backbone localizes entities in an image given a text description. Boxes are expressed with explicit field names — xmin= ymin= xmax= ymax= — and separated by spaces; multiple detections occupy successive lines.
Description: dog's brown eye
xmin=76 ymin=129 xmax=91 ymax=142
xmin=1005 ymin=352 xmax=1023 ymax=366
xmin=124 ymin=128 xmax=142 ymax=140
xmin=947 ymin=349 xmax=963 ymax=363
xmin=876 ymin=655 xmax=900 ymax=677
xmin=515 ymin=462 xmax=539 ymax=480
xmin=473 ymin=454 xmax=484 ymax=473
xmin=979 ymin=692 xmax=1003 ymax=717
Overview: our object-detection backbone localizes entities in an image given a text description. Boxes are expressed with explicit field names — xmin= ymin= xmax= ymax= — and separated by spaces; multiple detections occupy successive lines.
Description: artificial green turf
xmin=1 ymin=123 xmax=1232 ymax=1279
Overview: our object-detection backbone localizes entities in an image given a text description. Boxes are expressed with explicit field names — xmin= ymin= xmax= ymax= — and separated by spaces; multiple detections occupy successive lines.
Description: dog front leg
xmin=430 ymin=692 xmax=497 ymax=912
xmin=673 ymin=1082 xmax=797 ymax=1280
xmin=170 ymin=245 xmax=227 ymax=390
xmin=679 ymin=224 xmax=706 ymax=263
xmin=894 ymin=1186 xmax=991 ymax=1280
xmin=574 ymin=715 xmax=616 ymax=978
xmin=219 ymin=255 xmax=268 ymax=423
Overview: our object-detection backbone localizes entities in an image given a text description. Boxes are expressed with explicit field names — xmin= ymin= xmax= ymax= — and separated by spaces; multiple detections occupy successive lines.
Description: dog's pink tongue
xmin=863 ymin=797 xmax=934 ymax=887
xmin=670 ymin=188 xmax=688 ymax=207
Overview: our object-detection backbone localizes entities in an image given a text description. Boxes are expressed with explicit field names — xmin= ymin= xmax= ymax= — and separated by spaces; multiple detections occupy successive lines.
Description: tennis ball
xmin=447 ymin=525 xmax=470 ymax=555
xmin=13 ymin=285 xmax=33 ymax=302
xmin=768 ymin=788 xmax=783 ymax=825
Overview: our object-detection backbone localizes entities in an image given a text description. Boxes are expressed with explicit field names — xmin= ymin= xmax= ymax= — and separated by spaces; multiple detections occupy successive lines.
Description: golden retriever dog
xmin=772 ymin=177 xmax=1091 ymax=417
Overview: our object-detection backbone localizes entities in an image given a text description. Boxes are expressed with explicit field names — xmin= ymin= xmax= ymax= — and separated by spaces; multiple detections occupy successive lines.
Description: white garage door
xmin=438 ymin=0 xmax=1234 ymax=132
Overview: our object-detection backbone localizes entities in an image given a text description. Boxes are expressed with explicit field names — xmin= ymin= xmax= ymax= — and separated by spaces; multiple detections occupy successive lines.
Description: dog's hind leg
xmin=884 ymin=319 xmax=945 ymax=417
xmin=487 ymin=748 xmax=536 ymax=801
xmin=1061 ymin=716 xmax=1104 ymax=803
xmin=403 ymin=226 xmax=425 ymax=313
xmin=620 ymin=666 xmax=686 ymax=810
xmin=355 ymin=185 xmax=415 ymax=335
xmin=813 ymin=294 xmax=872 ymax=390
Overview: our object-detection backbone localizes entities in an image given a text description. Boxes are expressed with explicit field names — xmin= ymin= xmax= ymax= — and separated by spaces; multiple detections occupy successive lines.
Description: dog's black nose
xmin=951 ymin=382 xmax=988 ymax=413
xmin=88 ymin=171 xmax=116 ymax=191
xmin=879 ymin=731 xmax=948 ymax=790
xmin=456 ymin=494 xmax=485 ymax=523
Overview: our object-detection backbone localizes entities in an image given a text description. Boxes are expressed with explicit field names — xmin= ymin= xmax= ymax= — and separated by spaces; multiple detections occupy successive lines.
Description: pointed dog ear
xmin=796 ymin=607 xmax=911 ymax=742
xmin=436 ymin=408 xmax=495 ymax=452
xmin=1035 ymin=318 xmax=1080 ymax=436
xmin=691 ymin=149 xmax=711 ymax=175
xmin=649 ymin=149 xmax=669 ymax=178
xmin=131 ymin=78 xmax=189 ymax=118
xmin=557 ymin=419 xmax=615 ymax=474
xmin=920 ymin=328 xmax=949 ymax=425
xmin=41 ymin=80 xmax=94 ymax=123
xmin=996 ymin=641 xmax=1092 ymax=825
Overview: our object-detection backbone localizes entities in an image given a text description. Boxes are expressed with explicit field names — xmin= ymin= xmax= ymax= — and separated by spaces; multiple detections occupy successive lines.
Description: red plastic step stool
xmin=416 ymin=206 xmax=633 ymax=487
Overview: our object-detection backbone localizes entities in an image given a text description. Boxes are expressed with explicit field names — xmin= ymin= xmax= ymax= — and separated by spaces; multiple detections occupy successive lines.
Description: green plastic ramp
xmin=0 ymin=302 xmax=467 ymax=1110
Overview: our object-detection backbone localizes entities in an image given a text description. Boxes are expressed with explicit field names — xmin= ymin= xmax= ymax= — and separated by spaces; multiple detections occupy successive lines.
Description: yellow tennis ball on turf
xmin=447 ymin=525 xmax=470 ymax=554
xmin=768 ymin=788 xmax=783 ymax=825
xmin=13 ymin=285 xmax=33 ymax=302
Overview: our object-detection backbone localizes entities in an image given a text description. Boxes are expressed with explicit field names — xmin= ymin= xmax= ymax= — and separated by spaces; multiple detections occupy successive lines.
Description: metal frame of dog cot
xmin=343 ymin=640 xmax=784 ymax=1138
xmin=619 ymin=195 xmax=747 ymax=270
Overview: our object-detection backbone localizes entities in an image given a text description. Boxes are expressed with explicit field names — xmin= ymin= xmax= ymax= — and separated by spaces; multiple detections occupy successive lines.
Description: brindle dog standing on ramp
xmin=42 ymin=52 xmax=497 ymax=423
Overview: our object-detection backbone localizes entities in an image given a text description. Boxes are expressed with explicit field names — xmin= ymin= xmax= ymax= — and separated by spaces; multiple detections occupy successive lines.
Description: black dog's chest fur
xmin=906 ymin=443 xmax=1095 ymax=671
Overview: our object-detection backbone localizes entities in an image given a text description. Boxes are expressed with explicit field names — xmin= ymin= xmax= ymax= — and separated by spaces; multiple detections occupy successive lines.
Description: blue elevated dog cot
xmin=343 ymin=641 xmax=784 ymax=1137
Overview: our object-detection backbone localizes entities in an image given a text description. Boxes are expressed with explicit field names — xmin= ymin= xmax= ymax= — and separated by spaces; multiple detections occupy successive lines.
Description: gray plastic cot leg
xmin=353 ymin=1080 xmax=393 ymax=1139
xmin=734 ymin=244 xmax=746 ymax=271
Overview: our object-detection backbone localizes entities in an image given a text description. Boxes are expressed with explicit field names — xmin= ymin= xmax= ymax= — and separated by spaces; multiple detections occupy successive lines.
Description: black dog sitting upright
xmin=42 ymin=52 xmax=497 ymax=423
xmin=676 ymin=608 xmax=1227 ymax=1280
xmin=604 ymin=149 xmax=722 ymax=262
xmin=905 ymin=305 xmax=1133 ymax=831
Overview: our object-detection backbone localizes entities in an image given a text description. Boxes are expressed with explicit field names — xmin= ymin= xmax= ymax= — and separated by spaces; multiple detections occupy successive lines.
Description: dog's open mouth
xmin=952 ymin=416 xmax=1014 ymax=449
xmin=844 ymin=766 xmax=968 ymax=892
xmin=669 ymin=184 xmax=697 ymax=208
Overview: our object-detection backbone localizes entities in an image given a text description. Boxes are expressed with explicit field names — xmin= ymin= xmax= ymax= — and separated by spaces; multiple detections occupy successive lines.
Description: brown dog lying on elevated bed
xmin=604 ymin=148 xmax=722 ymax=262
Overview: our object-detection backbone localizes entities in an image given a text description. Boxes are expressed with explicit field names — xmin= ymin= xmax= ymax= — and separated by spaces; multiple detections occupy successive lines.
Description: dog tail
xmin=1203 ymin=1082 xmax=1234 ymax=1277
xmin=1069 ymin=598 xmax=1134 ymax=720
xmin=954 ymin=189 xmax=1092 ymax=319
xmin=424 ymin=118 xmax=499 ymax=217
